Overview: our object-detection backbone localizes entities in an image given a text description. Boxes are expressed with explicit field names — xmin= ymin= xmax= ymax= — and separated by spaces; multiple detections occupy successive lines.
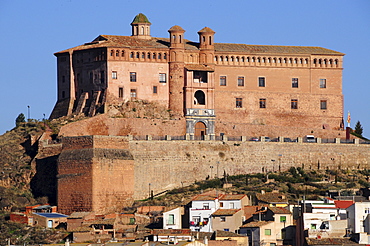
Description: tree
xmin=15 ymin=113 xmax=25 ymax=127
xmin=355 ymin=121 xmax=363 ymax=136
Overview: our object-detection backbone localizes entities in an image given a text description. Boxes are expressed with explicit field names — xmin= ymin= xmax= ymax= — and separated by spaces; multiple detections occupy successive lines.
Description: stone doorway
xmin=194 ymin=121 xmax=206 ymax=140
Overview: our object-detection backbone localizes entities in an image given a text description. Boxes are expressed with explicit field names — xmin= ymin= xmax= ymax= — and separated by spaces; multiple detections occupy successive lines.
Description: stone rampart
xmin=56 ymin=135 xmax=370 ymax=213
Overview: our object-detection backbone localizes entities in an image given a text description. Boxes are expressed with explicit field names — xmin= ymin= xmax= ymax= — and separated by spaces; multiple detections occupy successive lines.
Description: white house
xmin=163 ymin=207 xmax=183 ymax=229
xmin=346 ymin=202 xmax=370 ymax=243
xmin=189 ymin=194 xmax=219 ymax=232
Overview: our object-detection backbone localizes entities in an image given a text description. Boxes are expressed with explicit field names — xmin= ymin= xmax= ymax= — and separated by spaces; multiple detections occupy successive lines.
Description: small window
xmin=194 ymin=71 xmax=207 ymax=83
xmin=236 ymin=98 xmax=242 ymax=108
xmin=224 ymin=228 xmax=229 ymax=232
xmin=238 ymin=76 xmax=244 ymax=86
xmin=220 ymin=216 xmax=226 ymax=222
xmin=265 ymin=229 xmax=271 ymax=235
xmin=220 ymin=202 xmax=224 ymax=208
xmin=292 ymin=78 xmax=299 ymax=88
xmin=119 ymin=87 xmax=124 ymax=98
xmin=116 ymin=50 xmax=119 ymax=56
xmin=311 ymin=224 xmax=317 ymax=229
xmin=112 ymin=71 xmax=117 ymax=79
xmin=320 ymin=100 xmax=327 ymax=110
xmin=159 ymin=73 xmax=167 ymax=83
xmin=291 ymin=99 xmax=298 ymax=109
xmin=130 ymin=72 xmax=137 ymax=82
xmin=203 ymin=203 xmax=209 ymax=209
xmin=130 ymin=89 xmax=137 ymax=98
xmin=129 ymin=217 xmax=135 ymax=224
xmin=153 ymin=86 xmax=157 ymax=94
xmin=229 ymin=202 xmax=235 ymax=209
xmin=280 ymin=216 xmax=286 ymax=222
xmin=259 ymin=98 xmax=266 ymax=108
xmin=320 ymin=79 xmax=327 ymax=88
xmin=258 ymin=77 xmax=265 ymax=87
xmin=168 ymin=214 xmax=175 ymax=225
xmin=100 ymin=71 xmax=105 ymax=83
xmin=220 ymin=76 xmax=227 ymax=86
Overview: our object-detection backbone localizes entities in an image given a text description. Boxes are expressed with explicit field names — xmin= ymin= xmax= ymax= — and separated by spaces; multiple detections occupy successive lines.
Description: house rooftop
xmin=33 ymin=213 xmax=68 ymax=218
xmin=212 ymin=209 xmax=241 ymax=216
xmin=268 ymin=207 xmax=291 ymax=214
xmin=219 ymin=194 xmax=246 ymax=201
xmin=240 ymin=221 xmax=273 ymax=228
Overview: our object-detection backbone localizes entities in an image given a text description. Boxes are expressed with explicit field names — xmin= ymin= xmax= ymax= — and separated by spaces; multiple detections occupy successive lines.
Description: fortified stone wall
xmin=55 ymin=135 xmax=369 ymax=214
xmin=130 ymin=139 xmax=370 ymax=200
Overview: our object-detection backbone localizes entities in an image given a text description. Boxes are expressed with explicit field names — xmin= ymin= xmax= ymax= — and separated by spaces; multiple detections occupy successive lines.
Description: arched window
xmin=142 ymin=52 xmax=145 ymax=59
xmin=220 ymin=56 xmax=223 ymax=62
xmin=153 ymin=53 xmax=156 ymax=59
xmin=158 ymin=53 xmax=162 ymax=59
xmin=130 ymin=52 xmax=134 ymax=58
xmin=242 ymin=57 xmax=245 ymax=62
xmin=110 ymin=50 xmax=114 ymax=56
xmin=194 ymin=90 xmax=206 ymax=105
xmin=236 ymin=57 xmax=239 ymax=62
xmin=121 ymin=50 xmax=125 ymax=57
xmin=179 ymin=35 xmax=182 ymax=43
xmin=225 ymin=56 xmax=228 ymax=62
xmin=116 ymin=50 xmax=119 ymax=56
xmin=136 ymin=52 xmax=139 ymax=58
xmin=164 ymin=53 xmax=167 ymax=59
xmin=209 ymin=36 xmax=212 ymax=45
xmin=214 ymin=56 xmax=218 ymax=62
xmin=231 ymin=56 xmax=234 ymax=62
xmin=141 ymin=26 xmax=144 ymax=35
xmin=148 ymin=52 xmax=151 ymax=59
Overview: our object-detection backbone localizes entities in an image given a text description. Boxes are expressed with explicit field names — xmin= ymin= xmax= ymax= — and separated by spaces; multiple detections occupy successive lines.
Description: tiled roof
xmin=55 ymin=35 xmax=343 ymax=56
xmin=169 ymin=25 xmax=185 ymax=32
xmin=131 ymin=13 xmax=151 ymax=24
xmin=219 ymin=194 xmax=246 ymax=201
xmin=240 ymin=221 xmax=272 ymax=228
xmin=185 ymin=64 xmax=214 ymax=71
xmin=198 ymin=27 xmax=215 ymax=33
xmin=256 ymin=192 xmax=288 ymax=203
xmin=306 ymin=238 xmax=358 ymax=245
xmin=334 ymin=200 xmax=355 ymax=209
xmin=268 ymin=207 xmax=291 ymax=214
xmin=68 ymin=211 xmax=92 ymax=219
xmin=215 ymin=230 xmax=245 ymax=238
xmin=192 ymin=194 xmax=219 ymax=201
xmin=212 ymin=209 xmax=241 ymax=216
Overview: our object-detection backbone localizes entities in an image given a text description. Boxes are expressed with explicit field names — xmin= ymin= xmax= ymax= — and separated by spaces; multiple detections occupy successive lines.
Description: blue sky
xmin=0 ymin=0 xmax=369 ymax=137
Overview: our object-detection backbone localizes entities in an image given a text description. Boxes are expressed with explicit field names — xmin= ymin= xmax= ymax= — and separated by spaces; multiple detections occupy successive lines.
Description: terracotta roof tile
xmin=169 ymin=25 xmax=185 ymax=32
xmin=334 ymin=200 xmax=354 ymax=209
xmin=268 ymin=207 xmax=291 ymax=214
xmin=256 ymin=192 xmax=288 ymax=204
xmin=198 ymin=27 xmax=215 ymax=33
xmin=212 ymin=209 xmax=241 ymax=216
xmin=240 ymin=221 xmax=273 ymax=228
xmin=55 ymin=35 xmax=343 ymax=56
xmin=219 ymin=194 xmax=246 ymax=201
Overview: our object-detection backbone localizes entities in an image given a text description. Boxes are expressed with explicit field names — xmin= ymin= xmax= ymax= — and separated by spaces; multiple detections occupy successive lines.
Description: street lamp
xmin=27 ymin=105 xmax=30 ymax=122
xmin=210 ymin=166 xmax=214 ymax=178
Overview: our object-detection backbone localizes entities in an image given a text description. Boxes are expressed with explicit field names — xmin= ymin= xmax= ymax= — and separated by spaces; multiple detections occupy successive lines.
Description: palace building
xmin=51 ymin=13 xmax=344 ymax=139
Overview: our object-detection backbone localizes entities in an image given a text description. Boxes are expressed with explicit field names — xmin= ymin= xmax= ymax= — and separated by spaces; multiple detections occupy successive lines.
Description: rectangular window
xmin=259 ymin=98 xmax=266 ymax=108
xmin=258 ymin=77 xmax=265 ymax=87
xmin=130 ymin=72 xmax=137 ymax=82
xmin=320 ymin=79 xmax=327 ymax=88
xmin=220 ymin=216 xmax=226 ymax=222
xmin=236 ymin=98 xmax=242 ymax=108
xmin=153 ymin=86 xmax=157 ymax=94
xmin=280 ymin=216 xmax=286 ymax=222
xmin=112 ymin=71 xmax=117 ymax=79
xmin=320 ymin=100 xmax=327 ymax=110
xmin=159 ymin=73 xmax=167 ymax=83
xmin=292 ymin=78 xmax=299 ymax=88
xmin=192 ymin=216 xmax=201 ymax=223
xmin=291 ymin=99 xmax=298 ymax=109
xmin=224 ymin=229 xmax=229 ymax=232
xmin=203 ymin=203 xmax=209 ymax=209
xmin=265 ymin=229 xmax=271 ymax=235
xmin=220 ymin=76 xmax=227 ymax=86
xmin=129 ymin=217 xmax=135 ymax=224
xmin=168 ymin=214 xmax=175 ymax=225
xmin=194 ymin=71 xmax=208 ymax=83
xmin=220 ymin=202 xmax=224 ymax=208
xmin=229 ymin=202 xmax=235 ymax=209
xmin=311 ymin=224 xmax=317 ymax=229
xmin=238 ymin=76 xmax=244 ymax=86
xmin=119 ymin=87 xmax=124 ymax=98
xmin=100 ymin=71 xmax=105 ymax=83
xmin=130 ymin=89 xmax=137 ymax=98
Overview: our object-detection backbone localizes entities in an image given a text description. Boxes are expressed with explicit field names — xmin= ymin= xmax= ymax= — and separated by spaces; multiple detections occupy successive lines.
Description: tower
xmin=184 ymin=27 xmax=216 ymax=140
xmin=168 ymin=25 xmax=186 ymax=115
xmin=131 ymin=13 xmax=151 ymax=39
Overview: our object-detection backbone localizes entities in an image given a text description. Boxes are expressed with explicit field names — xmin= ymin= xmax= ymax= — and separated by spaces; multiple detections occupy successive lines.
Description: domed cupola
xmin=131 ymin=13 xmax=151 ymax=39
xmin=168 ymin=25 xmax=185 ymax=49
